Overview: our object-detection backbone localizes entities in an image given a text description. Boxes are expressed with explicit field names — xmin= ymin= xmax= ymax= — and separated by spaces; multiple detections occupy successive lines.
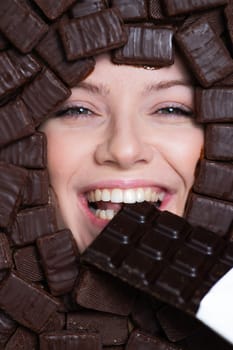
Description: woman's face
xmin=41 ymin=54 xmax=204 ymax=252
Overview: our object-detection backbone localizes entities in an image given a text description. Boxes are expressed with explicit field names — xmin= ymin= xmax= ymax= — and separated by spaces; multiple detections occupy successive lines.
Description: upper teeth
xmin=87 ymin=187 xmax=165 ymax=204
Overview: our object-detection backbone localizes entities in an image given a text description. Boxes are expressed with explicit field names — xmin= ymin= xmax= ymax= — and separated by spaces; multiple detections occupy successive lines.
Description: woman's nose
xmin=94 ymin=117 xmax=154 ymax=169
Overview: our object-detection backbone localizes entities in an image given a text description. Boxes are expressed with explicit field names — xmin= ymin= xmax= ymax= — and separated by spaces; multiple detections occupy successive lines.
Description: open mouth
xmin=86 ymin=187 xmax=165 ymax=220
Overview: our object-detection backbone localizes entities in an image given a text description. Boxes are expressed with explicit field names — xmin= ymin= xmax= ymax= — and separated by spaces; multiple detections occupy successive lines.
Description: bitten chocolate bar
xmin=175 ymin=19 xmax=233 ymax=87
xmin=37 ymin=229 xmax=79 ymax=296
xmin=33 ymin=0 xmax=76 ymax=20
xmin=59 ymin=8 xmax=127 ymax=60
xmin=196 ymin=87 xmax=233 ymax=122
xmin=205 ymin=123 xmax=233 ymax=160
xmin=110 ymin=0 xmax=148 ymax=21
xmin=113 ymin=25 xmax=174 ymax=67
xmin=0 ymin=0 xmax=48 ymax=53
xmin=163 ymin=0 xmax=227 ymax=16
xmin=35 ymin=22 xmax=95 ymax=87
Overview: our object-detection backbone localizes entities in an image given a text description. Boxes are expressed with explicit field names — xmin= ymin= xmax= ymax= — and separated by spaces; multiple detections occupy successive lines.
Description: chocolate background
xmin=0 ymin=0 xmax=232 ymax=349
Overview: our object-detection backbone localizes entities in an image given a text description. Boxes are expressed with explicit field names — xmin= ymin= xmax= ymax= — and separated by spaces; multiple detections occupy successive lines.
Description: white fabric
xmin=196 ymin=267 xmax=233 ymax=345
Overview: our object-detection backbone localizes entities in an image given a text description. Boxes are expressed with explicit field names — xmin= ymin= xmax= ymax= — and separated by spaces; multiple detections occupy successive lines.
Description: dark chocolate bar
xmin=0 ymin=50 xmax=41 ymax=99
xmin=67 ymin=310 xmax=128 ymax=346
xmin=163 ymin=0 xmax=228 ymax=16
xmin=82 ymin=203 xmax=233 ymax=316
xmin=35 ymin=21 xmax=95 ymax=87
xmin=11 ymin=205 xmax=57 ymax=246
xmin=196 ymin=87 xmax=233 ymax=122
xmin=74 ymin=266 xmax=135 ymax=316
xmin=14 ymin=245 xmax=44 ymax=282
xmin=43 ymin=312 xmax=66 ymax=332
xmin=113 ymin=25 xmax=174 ymax=67
xmin=37 ymin=229 xmax=79 ymax=296
xmin=33 ymin=0 xmax=76 ymax=20
xmin=0 ymin=311 xmax=17 ymax=347
xmin=0 ymin=234 xmax=12 ymax=273
xmin=126 ymin=329 xmax=182 ymax=349
xmin=5 ymin=327 xmax=37 ymax=350
xmin=175 ymin=19 xmax=233 ymax=87
xmin=39 ymin=330 xmax=102 ymax=350
xmin=0 ymin=272 xmax=59 ymax=333
xmin=59 ymin=8 xmax=128 ymax=60
xmin=0 ymin=133 xmax=47 ymax=169
xmin=0 ymin=0 xmax=48 ymax=53
xmin=0 ymin=99 xmax=34 ymax=147
xmin=205 ymin=123 xmax=233 ymax=160
xmin=193 ymin=159 xmax=233 ymax=201
xmin=185 ymin=193 xmax=233 ymax=236
xmin=0 ymin=163 xmax=27 ymax=228
xmin=70 ymin=0 xmax=107 ymax=18
xmin=110 ymin=0 xmax=148 ymax=21
xmin=22 ymin=169 xmax=49 ymax=207
xmin=21 ymin=67 xmax=71 ymax=126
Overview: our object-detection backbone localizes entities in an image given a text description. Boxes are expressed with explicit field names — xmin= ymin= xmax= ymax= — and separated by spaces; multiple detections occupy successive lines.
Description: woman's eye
xmin=156 ymin=106 xmax=193 ymax=117
xmin=55 ymin=106 xmax=93 ymax=117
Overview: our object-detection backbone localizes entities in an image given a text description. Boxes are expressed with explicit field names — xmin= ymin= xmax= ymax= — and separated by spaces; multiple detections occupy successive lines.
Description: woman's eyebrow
xmin=142 ymin=79 xmax=193 ymax=95
xmin=74 ymin=81 xmax=110 ymax=96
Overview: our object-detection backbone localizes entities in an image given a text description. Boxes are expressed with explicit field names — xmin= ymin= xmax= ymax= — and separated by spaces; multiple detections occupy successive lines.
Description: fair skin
xmin=41 ymin=54 xmax=204 ymax=252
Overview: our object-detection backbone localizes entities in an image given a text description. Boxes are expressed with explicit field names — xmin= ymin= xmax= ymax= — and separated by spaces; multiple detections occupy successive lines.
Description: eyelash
xmin=55 ymin=106 xmax=94 ymax=118
xmin=155 ymin=106 xmax=193 ymax=117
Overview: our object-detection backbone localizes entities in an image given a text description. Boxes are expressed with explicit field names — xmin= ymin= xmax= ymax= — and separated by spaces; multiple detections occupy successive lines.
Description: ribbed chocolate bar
xmin=0 ymin=311 xmax=17 ymax=347
xmin=0 ymin=272 xmax=59 ymax=333
xmin=35 ymin=22 xmax=95 ymax=87
xmin=110 ymin=0 xmax=148 ymax=21
xmin=11 ymin=205 xmax=57 ymax=246
xmin=5 ymin=327 xmax=37 ymax=350
xmin=0 ymin=133 xmax=47 ymax=169
xmin=0 ymin=50 xmax=41 ymax=99
xmin=205 ymin=124 xmax=233 ymax=160
xmin=59 ymin=8 xmax=127 ymax=60
xmin=196 ymin=87 xmax=233 ymax=122
xmin=33 ymin=0 xmax=76 ymax=20
xmin=185 ymin=193 xmax=233 ymax=236
xmin=82 ymin=203 xmax=233 ymax=316
xmin=175 ymin=19 xmax=233 ymax=87
xmin=21 ymin=67 xmax=71 ymax=126
xmin=67 ymin=310 xmax=128 ymax=346
xmin=39 ymin=330 xmax=102 ymax=350
xmin=113 ymin=25 xmax=174 ymax=67
xmin=0 ymin=163 xmax=27 ymax=228
xmin=70 ymin=0 xmax=107 ymax=18
xmin=22 ymin=169 xmax=49 ymax=207
xmin=163 ymin=0 xmax=227 ymax=16
xmin=14 ymin=245 xmax=44 ymax=282
xmin=74 ymin=267 xmax=135 ymax=316
xmin=0 ymin=0 xmax=48 ymax=53
xmin=193 ymin=159 xmax=233 ymax=201
xmin=0 ymin=99 xmax=34 ymax=147
xmin=37 ymin=229 xmax=79 ymax=296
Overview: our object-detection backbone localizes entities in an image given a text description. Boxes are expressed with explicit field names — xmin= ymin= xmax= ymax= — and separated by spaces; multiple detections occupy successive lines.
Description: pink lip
xmin=79 ymin=194 xmax=111 ymax=229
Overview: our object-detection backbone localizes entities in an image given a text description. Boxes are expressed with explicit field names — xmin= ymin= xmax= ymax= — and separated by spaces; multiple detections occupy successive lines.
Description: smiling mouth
xmin=86 ymin=187 xmax=165 ymax=220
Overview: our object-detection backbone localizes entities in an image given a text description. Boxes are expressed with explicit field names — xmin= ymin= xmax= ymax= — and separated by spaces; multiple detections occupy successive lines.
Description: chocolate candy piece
xmin=74 ymin=267 xmax=135 ymax=316
xmin=35 ymin=22 xmax=95 ymax=87
xmin=0 ymin=163 xmax=27 ymax=228
xmin=0 ymin=272 xmax=59 ymax=333
xmin=33 ymin=0 xmax=76 ymax=20
xmin=0 ymin=311 xmax=17 ymax=347
xmin=110 ymin=0 xmax=148 ymax=21
xmin=175 ymin=19 xmax=233 ymax=87
xmin=0 ymin=133 xmax=47 ymax=169
xmin=11 ymin=205 xmax=57 ymax=246
xmin=193 ymin=159 xmax=233 ymax=201
xmin=67 ymin=310 xmax=128 ymax=346
xmin=14 ymin=245 xmax=44 ymax=282
xmin=196 ymin=87 xmax=233 ymax=122
xmin=205 ymin=124 xmax=233 ymax=160
xmin=5 ymin=327 xmax=37 ymax=350
xmin=0 ymin=234 xmax=12 ymax=272
xmin=185 ymin=193 xmax=233 ymax=236
xmin=126 ymin=329 xmax=182 ymax=349
xmin=37 ymin=229 xmax=79 ymax=296
xmin=70 ymin=0 xmax=107 ymax=18
xmin=44 ymin=312 xmax=66 ymax=332
xmin=40 ymin=330 xmax=102 ymax=350
xmin=22 ymin=169 xmax=49 ymax=207
xmin=113 ymin=25 xmax=174 ymax=67
xmin=21 ymin=67 xmax=71 ymax=126
xmin=0 ymin=99 xmax=34 ymax=147
xmin=0 ymin=0 xmax=48 ymax=53
xmin=163 ymin=0 xmax=228 ymax=16
xmin=59 ymin=8 xmax=127 ymax=60
xmin=0 ymin=50 xmax=41 ymax=99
